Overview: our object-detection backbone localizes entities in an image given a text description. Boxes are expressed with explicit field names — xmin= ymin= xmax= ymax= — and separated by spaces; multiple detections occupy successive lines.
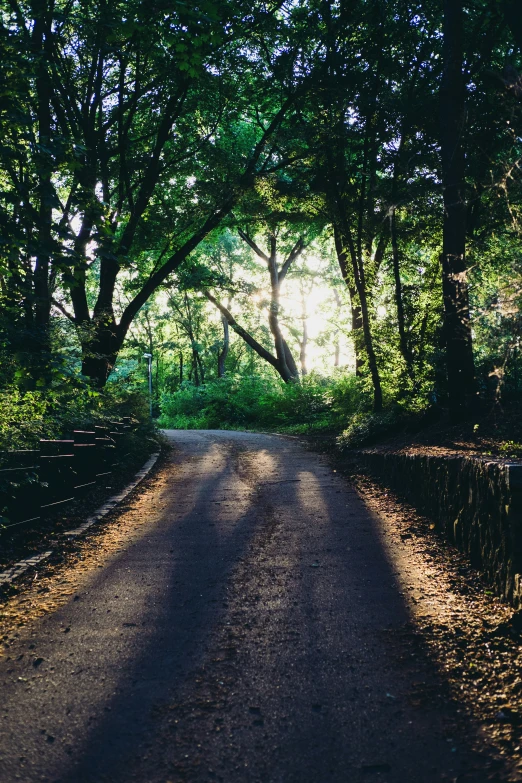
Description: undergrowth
xmin=157 ymin=372 xmax=423 ymax=445
xmin=0 ymin=379 xmax=157 ymax=453
xmin=158 ymin=373 xmax=365 ymax=433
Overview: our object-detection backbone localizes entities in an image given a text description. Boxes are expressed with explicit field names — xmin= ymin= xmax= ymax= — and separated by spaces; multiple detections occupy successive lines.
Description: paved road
xmin=0 ymin=431 xmax=491 ymax=782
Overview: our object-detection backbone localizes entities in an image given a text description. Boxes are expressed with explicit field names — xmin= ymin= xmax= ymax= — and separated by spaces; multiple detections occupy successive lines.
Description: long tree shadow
xmin=226 ymin=464 xmax=491 ymax=782
xmin=48 ymin=434 xmax=267 ymax=782
xmin=3 ymin=431 xmax=503 ymax=783
xmin=140 ymin=434 xmax=500 ymax=782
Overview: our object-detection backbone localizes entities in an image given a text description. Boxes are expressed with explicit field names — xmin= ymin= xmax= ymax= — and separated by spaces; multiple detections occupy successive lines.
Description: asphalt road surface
xmin=0 ymin=431 xmax=493 ymax=782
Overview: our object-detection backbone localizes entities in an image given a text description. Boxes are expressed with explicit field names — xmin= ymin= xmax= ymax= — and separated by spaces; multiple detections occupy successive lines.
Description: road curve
xmin=0 ymin=430 xmax=490 ymax=782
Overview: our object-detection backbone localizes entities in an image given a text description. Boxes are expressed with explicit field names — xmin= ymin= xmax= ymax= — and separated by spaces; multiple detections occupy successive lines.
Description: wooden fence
xmin=0 ymin=418 xmax=136 ymax=531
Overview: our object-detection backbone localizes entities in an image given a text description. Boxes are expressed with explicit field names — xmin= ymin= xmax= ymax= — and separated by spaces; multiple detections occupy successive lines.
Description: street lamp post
xmin=143 ymin=353 xmax=153 ymax=418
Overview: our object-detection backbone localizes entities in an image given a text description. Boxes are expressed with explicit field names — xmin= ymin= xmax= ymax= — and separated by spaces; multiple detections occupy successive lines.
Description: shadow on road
xmin=0 ymin=431 xmax=501 ymax=783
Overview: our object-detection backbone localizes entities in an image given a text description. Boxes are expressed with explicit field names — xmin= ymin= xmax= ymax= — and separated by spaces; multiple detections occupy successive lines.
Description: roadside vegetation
xmin=0 ymin=381 xmax=153 ymax=451
xmin=158 ymin=373 xmax=368 ymax=435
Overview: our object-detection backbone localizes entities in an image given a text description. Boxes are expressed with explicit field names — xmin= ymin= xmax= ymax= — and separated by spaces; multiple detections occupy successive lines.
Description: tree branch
xmin=51 ymin=297 xmax=76 ymax=322
xmin=278 ymin=237 xmax=306 ymax=284
xmin=117 ymin=94 xmax=296 ymax=340
xmin=238 ymin=229 xmax=269 ymax=262
xmin=203 ymin=291 xmax=280 ymax=370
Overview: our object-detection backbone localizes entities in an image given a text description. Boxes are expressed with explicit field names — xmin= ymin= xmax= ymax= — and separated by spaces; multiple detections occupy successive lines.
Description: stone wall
xmin=355 ymin=450 xmax=522 ymax=607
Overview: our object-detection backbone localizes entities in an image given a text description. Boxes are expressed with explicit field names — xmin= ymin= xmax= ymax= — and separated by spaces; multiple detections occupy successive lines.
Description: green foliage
xmin=498 ymin=440 xmax=522 ymax=458
xmin=0 ymin=380 xmax=154 ymax=453
xmin=158 ymin=373 xmax=370 ymax=434
xmin=2 ymin=0 xmax=522 ymax=442
xmin=337 ymin=410 xmax=407 ymax=449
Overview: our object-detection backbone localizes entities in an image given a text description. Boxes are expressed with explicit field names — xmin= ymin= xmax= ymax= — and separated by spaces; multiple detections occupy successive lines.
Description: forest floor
xmin=356 ymin=400 xmax=522 ymax=460
xmin=0 ymin=430 xmax=520 ymax=782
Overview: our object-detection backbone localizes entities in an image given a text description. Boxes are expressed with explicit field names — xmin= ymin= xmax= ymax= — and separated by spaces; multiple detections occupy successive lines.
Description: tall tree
xmin=440 ymin=0 xmax=476 ymax=418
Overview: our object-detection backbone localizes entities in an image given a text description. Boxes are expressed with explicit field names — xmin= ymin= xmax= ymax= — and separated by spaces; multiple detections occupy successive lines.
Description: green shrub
xmin=337 ymin=409 xmax=408 ymax=449
xmin=158 ymin=372 xmax=371 ymax=434
xmin=0 ymin=379 xmax=155 ymax=453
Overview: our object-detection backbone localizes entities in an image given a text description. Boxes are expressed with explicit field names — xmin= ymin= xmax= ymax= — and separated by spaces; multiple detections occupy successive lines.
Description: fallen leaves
xmin=349 ymin=468 xmax=522 ymax=781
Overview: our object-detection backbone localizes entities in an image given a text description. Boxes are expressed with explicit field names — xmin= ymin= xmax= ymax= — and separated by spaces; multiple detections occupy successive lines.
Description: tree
xmin=166 ymin=290 xmax=207 ymax=386
xmin=204 ymin=228 xmax=306 ymax=382
xmin=0 ymin=0 xmax=300 ymax=386
xmin=440 ymin=0 xmax=476 ymax=418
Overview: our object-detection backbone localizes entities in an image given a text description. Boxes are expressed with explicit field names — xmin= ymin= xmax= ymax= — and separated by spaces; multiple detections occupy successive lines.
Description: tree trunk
xmin=390 ymin=209 xmax=413 ymax=376
xmin=218 ymin=314 xmax=229 ymax=377
xmin=192 ymin=351 xmax=200 ymax=386
xmin=81 ymin=351 xmax=119 ymax=388
xmin=29 ymin=0 xmax=54 ymax=377
xmin=333 ymin=226 xmax=363 ymax=375
xmin=283 ymin=339 xmax=299 ymax=380
xmin=349 ymin=287 xmax=364 ymax=376
xmin=300 ymin=322 xmax=308 ymax=376
xmin=196 ymin=351 xmax=205 ymax=384
xmin=333 ymin=225 xmax=382 ymax=407
xmin=441 ymin=0 xmax=476 ymax=419
xmin=333 ymin=289 xmax=341 ymax=368
xmin=80 ymin=313 xmax=123 ymax=387
xmin=237 ymin=230 xmax=301 ymax=382
xmin=299 ymin=287 xmax=309 ymax=376
xmin=357 ymin=273 xmax=383 ymax=412
xmin=267 ymin=297 xmax=298 ymax=382
xmin=267 ymin=237 xmax=296 ymax=382
xmin=203 ymin=291 xmax=294 ymax=383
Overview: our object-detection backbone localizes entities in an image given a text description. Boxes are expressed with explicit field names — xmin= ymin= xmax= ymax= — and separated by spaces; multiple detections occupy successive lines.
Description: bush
xmin=158 ymin=372 xmax=371 ymax=434
xmin=337 ymin=410 xmax=403 ymax=449
xmin=0 ymin=379 xmax=156 ymax=453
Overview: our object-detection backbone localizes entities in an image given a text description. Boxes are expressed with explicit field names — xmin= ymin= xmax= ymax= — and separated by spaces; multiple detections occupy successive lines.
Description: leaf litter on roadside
xmin=346 ymin=468 xmax=522 ymax=782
